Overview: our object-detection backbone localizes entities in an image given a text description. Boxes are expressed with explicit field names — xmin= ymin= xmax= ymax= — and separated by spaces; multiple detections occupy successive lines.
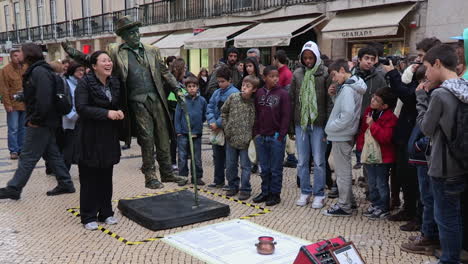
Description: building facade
xmin=0 ymin=0 xmax=467 ymax=73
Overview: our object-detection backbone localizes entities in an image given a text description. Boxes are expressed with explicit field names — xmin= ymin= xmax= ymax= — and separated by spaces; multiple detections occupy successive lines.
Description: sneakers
xmin=311 ymin=196 xmax=326 ymax=209
xmin=104 ymin=216 xmax=118 ymax=225
xmin=222 ymin=185 xmax=230 ymax=191
xmin=225 ymin=189 xmax=239 ymax=197
xmin=265 ymin=194 xmax=281 ymax=206
xmin=283 ymin=160 xmax=297 ymax=168
xmin=84 ymin=222 xmax=99 ymax=230
xmin=368 ymin=209 xmax=390 ymax=220
xmin=46 ymin=185 xmax=76 ymax=196
xmin=191 ymin=178 xmax=206 ymax=186
xmin=0 ymin=187 xmax=21 ymax=200
xmin=388 ymin=210 xmax=413 ymax=222
xmin=208 ymin=183 xmax=224 ymax=188
xmin=353 ymin=163 xmax=362 ymax=170
xmin=363 ymin=205 xmax=377 ymax=217
xmin=400 ymin=236 xmax=439 ymax=256
xmin=238 ymin=191 xmax=251 ymax=201
xmin=296 ymin=194 xmax=311 ymax=206
xmin=253 ymin=193 xmax=269 ymax=203
xmin=400 ymin=219 xmax=421 ymax=232
xmin=10 ymin=152 xmax=19 ymax=160
xmin=322 ymin=204 xmax=351 ymax=217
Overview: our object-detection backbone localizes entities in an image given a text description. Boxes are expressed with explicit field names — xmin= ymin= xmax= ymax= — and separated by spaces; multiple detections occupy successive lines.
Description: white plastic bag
xmin=210 ymin=130 xmax=225 ymax=146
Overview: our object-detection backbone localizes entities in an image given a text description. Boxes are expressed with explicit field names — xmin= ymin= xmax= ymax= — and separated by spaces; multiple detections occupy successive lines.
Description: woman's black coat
xmin=74 ymin=72 xmax=122 ymax=168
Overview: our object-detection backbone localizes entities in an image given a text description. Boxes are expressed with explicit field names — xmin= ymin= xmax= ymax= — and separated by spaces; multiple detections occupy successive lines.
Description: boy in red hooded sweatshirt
xmin=356 ymin=87 xmax=398 ymax=219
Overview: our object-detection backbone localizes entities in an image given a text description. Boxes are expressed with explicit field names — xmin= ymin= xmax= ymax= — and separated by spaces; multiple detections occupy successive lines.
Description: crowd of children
xmin=171 ymin=32 xmax=468 ymax=263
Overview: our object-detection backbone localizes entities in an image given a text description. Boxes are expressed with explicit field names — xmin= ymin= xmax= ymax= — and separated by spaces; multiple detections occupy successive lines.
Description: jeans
xmin=432 ymin=177 xmax=465 ymax=264
xmin=331 ymin=141 xmax=355 ymax=213
xmin=416 ymin=165 xmax=438 ymax=239
xmin=177 ymin=135 xmax=203 ymax=179
xmin=396 ymin=143 xmax=419 ymax=214
xmin=365 ymin=164 xmax=391 ymax=212
xmin=226 ymin=143 xmax=252 ymax=192
xmin=212 ymin=144 xmax=226 ymax=185
xmin=255 ymin=136 xmax=286 ymax=195
xmin=7 ymin=127 xmax=74 ymax=193
xmin=295 ymin=125 xmax=327 ymax=196
xmin=6 ymin=110 xmax=25 ymax=154
xmin=355 ymin=150 xmax=361 ymax=164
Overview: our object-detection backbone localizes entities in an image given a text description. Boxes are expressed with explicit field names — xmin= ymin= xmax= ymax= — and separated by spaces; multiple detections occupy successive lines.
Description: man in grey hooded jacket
xmin=323 ymin=59 xmax=367 ymax=217
xmin=416 ymin=44 xmax=468 ymax=264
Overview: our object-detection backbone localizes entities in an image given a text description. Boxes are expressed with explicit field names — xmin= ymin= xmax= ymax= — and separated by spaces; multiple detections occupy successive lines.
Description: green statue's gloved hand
xmin=175 ymin=84 xmax=186 ymax=104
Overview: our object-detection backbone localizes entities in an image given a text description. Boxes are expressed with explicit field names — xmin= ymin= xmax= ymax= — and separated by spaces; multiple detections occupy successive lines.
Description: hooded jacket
xmin=206 ymin=84 xmax=239 ymax=128
xmin=356 ymin=107 xmax=398 ymax=164
xmin=289 ymin=41 xmax=330 ymax=132
xmin=325 ymin=75 xmax=367 ymax=141
xmin=175 ymin=93 xmax=207 ymax=136
xmin=253 ymin=85 xmax=291 ymax=141
xmin=416 ymin=78 xmax=468 ymax=179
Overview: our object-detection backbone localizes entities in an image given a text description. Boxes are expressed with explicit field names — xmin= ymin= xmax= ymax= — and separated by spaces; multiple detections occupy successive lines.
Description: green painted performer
xmin=62 ymin=16 xmax=187 ymax=189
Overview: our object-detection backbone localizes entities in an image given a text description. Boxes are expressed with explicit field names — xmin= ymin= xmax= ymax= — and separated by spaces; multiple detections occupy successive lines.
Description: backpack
xmin=54 ymin=74 xmax=73 ymax=115
xmin=440 ymin=92 xmax=468 ymax=171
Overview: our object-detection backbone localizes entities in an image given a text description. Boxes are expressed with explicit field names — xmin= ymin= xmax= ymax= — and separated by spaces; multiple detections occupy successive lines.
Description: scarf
xmin=299 ymin=63 xmax=320 ymax=130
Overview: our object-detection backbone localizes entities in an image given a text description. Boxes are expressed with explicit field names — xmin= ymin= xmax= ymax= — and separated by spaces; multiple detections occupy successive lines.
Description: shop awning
xmin=322 ymin=4 xmax=416 ymax=39
xmin=140 ymin=34 xmax=167 ymax=45
xmin=234 ymin=16 xmax=325 ymax=48
xmin=184 ymin=24 xmax=251 ymax=49
xmin=153 ymin=31 xmax=193 ymax=57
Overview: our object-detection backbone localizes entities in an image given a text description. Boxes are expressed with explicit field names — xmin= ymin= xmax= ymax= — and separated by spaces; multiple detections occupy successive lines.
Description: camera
xmin=12 ymin=92 xmax=24 ymax=102
xmin=379 ymin=56 xmax=401 ymax=66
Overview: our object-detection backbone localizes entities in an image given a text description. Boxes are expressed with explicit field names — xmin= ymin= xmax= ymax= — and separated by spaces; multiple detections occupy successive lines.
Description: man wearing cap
xmin=62 ymin=16 xmax=186 ymax=189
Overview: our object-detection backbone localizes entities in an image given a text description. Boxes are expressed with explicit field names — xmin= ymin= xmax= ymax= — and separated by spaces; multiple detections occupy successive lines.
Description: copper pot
xmin=255 ymin=236 xmax=276 ymax=255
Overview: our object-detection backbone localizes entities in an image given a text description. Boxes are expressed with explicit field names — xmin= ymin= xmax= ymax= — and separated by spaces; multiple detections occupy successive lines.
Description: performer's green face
xmin=121 ymin=26 xmax=141 ymax=48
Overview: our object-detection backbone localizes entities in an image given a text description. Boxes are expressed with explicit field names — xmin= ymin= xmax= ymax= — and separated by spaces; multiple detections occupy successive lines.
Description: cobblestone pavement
xmin=0 ymin=108 xmax=436 ymax=264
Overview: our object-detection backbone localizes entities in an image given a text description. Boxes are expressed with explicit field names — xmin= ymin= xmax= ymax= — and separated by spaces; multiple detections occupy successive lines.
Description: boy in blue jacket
xmin=175 ymin=76 xmax=207 ymax=186
xmin=206 ymin=65 xmax=239 ymax=188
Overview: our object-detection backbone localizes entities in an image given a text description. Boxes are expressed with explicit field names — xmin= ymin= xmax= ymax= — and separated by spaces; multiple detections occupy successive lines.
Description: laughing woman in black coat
xmin=75 ymin=50 xmax=124 ymax=230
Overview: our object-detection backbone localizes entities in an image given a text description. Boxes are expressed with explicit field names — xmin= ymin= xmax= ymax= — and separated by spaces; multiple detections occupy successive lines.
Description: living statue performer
xmin=62 ymin=16 xmax=187 ymax=189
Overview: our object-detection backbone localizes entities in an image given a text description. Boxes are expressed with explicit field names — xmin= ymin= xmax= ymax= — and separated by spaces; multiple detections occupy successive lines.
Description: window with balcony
xmin=50 ymin=0 xmax=57 ymax=24
xmin=25 ymin=0 xmax=32 ymax=28
xmin=37 ymin=0 xmax=45 ymax=26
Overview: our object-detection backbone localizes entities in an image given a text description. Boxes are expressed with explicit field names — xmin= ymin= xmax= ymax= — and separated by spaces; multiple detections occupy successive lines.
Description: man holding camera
xmin=0 ymin=49 xmax=27 ymax=160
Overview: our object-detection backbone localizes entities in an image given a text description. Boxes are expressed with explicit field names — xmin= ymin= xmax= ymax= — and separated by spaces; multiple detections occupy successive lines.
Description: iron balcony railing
xmin=0 ymin=0 xmax=323 ymax=44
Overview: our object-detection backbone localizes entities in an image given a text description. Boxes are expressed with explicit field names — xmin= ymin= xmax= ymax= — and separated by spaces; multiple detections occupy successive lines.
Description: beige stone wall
xmin=425 ymin=0 xmax=468 ymax=43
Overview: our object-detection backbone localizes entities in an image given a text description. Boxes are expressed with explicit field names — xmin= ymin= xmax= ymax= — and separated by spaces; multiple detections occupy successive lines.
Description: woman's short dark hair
xmin=166 ymin=56 xmax=177 ymax=67
xmin=65 ymin=61 xmax=84 ymax=78
xmin=89 ymin=50 xmax=110 ymax=71
xmin=416 ymin=37 xmax=442 ymax=53
xmin=21 ymin=43 xmax=44 ymax=65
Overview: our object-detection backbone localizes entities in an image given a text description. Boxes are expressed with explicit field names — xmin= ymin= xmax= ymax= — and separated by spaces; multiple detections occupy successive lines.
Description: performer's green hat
xmin=115 ymin=16 xmax=142 ymax=36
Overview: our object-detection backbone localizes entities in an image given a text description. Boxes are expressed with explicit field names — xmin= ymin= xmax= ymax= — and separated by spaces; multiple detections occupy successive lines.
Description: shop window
xmin=189 ymin=49 xmax=209 ymax=75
